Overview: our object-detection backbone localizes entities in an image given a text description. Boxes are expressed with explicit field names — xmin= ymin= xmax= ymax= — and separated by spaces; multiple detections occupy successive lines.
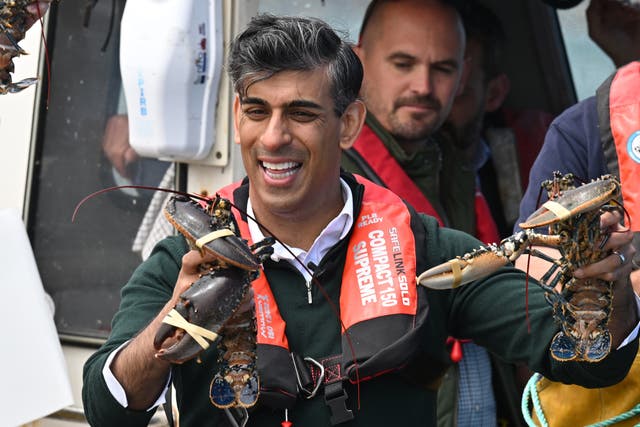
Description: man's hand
xmin=573 ymin=209 xmax=638 ymax=347
xmin=572 ymin=209 xmax=635 ymax=282
xmin=102 ymin=115 xmax=138 ymax=178
xmin=110 ymin=249 xmax=229 ymax=410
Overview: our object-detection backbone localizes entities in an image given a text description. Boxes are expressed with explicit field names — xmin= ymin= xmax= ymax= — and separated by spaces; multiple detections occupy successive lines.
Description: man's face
xmin=447 ymin=39 xmax=487 ymax=146
xmin=234 ymin=69 xmax=357 ymax=219
xmin=356 ymin=0 xmax=466 ymax=143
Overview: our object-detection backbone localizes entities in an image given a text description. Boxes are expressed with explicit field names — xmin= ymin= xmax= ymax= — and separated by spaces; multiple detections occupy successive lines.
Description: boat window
xmin=26 ymin=0 xmax=172 ymax=342
xmin=556 ymin=3 xmax=616 ymax=100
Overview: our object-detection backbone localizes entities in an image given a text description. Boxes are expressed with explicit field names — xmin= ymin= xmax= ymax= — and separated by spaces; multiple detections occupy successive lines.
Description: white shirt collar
xmin=247 ymin=178 xmax=354 ymax=280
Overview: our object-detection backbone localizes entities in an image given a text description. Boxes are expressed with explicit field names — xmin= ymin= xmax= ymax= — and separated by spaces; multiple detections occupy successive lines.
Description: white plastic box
xmin=120 ymin=0 xmax=223 ymax=161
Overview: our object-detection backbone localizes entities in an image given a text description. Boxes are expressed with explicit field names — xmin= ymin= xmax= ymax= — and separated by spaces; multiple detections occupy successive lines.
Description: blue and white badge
xmin=628 ymin=131 xmax=640 ymax=163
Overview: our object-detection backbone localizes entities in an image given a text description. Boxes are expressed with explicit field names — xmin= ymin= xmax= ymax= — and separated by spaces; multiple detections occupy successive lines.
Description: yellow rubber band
xmin=542 ymin=200 xmax=571 ymax=219
xmin=449 ymin=259 xmax=463 ymax=288
xmin=195 ymin=229 xmax=235 ymax=249
xmin=162 ymin=309 xmax=219 ymax=350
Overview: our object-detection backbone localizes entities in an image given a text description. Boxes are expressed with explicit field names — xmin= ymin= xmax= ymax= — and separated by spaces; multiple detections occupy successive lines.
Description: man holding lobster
xmin=83 ymin=13 xmax=639 ymax=427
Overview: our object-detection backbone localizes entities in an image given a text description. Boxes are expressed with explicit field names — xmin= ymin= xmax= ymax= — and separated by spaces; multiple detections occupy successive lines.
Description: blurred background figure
xmin=344 ymin=1 xmax=509 ymax=426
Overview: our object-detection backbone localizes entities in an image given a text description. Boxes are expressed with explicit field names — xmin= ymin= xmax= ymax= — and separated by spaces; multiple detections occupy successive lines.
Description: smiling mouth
xmin=261 ymin=161 xmax=301 ymax=179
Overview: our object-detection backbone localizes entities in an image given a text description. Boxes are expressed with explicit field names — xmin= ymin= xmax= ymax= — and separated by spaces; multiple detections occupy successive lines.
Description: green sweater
xmin=82 ymin=178 xmax=637 ymax=427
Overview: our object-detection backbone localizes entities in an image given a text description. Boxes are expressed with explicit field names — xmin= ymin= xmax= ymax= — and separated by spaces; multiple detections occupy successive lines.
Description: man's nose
xmin=260 ymin=113 xmax=292 ymax=148
xmin=409 ymin=67 xmax=432 ymax=95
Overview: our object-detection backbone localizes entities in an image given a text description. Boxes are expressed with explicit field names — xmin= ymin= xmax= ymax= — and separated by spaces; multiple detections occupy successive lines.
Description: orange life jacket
xmin=217 ymin=175 xmax=430 ymax=417
xmin=597 ymin=60 xmax=640 ymax=232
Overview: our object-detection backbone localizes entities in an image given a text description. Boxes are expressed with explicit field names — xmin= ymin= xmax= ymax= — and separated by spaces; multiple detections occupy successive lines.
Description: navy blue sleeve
xmin=515 ymin=97 xmax=608 ymax=231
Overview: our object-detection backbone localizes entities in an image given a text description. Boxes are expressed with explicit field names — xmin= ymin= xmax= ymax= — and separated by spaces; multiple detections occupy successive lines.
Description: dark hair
xmin=227 ymin=14 xmax=363 ymax=116
xmin=457 ymin=1 xmax=506 ymax=81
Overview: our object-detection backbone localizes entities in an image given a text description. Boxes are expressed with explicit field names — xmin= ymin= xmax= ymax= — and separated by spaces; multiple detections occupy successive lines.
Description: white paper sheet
xmin=0 ymin=209 xmax=73 ymax=427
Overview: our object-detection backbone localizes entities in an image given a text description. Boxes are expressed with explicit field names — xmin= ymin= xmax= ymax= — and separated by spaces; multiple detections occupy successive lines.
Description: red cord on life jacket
xmin=446 ymin=337 xmax=472 ymax=363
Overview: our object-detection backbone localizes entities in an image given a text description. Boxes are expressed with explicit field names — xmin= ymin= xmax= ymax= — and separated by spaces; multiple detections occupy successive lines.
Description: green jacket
xmin=82 ymin=174 xmax=637 ymax=427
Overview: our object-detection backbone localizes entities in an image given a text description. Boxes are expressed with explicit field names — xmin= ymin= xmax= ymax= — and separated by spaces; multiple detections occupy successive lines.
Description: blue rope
xmin=521 ymin=373 xmax=547 ymax=427
xmin=522 ymin=373 xmax=640 ymax=427
xmin=586 ymin=403 xmax=640 ymax=427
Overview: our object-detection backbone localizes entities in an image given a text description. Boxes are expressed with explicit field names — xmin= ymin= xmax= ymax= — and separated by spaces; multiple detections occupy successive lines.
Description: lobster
xmin=417 ymin=173 xmax=623 ymax=362
xmin=0 ymin=1 xmax=49 ymax=94
xmin=153 ymin=194 xmax=274 ymax=409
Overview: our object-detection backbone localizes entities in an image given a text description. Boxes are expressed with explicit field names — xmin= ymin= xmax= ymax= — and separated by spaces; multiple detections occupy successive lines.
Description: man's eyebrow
xmin=287 ymin=100 xmax=323 ymax=110
xmin=239 ymin=96 xmax=266 ymax=105
xmin=387 ymin=52 xmax=418 ymax=62
xmin=240 ymin=97 xmax=324 ymax=110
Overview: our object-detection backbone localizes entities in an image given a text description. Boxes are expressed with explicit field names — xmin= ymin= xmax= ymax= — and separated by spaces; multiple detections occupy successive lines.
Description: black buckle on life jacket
xmin=319 ymin=355 xmax=354 ymax=425
xmin=324 ymin=381 xmax=354 ymax=425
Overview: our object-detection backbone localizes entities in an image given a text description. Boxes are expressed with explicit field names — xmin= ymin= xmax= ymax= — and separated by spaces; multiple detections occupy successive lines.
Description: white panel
xmin=0 ymin=209 xmax=73 ymax=426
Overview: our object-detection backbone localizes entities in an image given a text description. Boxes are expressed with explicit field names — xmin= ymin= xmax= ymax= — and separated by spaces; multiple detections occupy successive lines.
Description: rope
xmin=521 ymin=373 xmax=547 ymax=427
xmin=521 ymin=373 xmax=640 ymax=427
xmin=586 ymin=404 xmax=640 ymax=427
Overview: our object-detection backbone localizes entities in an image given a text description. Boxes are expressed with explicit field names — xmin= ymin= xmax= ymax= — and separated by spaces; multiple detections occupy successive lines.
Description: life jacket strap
xmin=292 ymin=353 xmax=354 ymax=425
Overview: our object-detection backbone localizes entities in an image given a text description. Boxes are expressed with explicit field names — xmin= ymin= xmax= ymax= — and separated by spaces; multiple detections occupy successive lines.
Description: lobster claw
xmin=164 ymin=195 xmax=261 ymax=270
xmin=519 ymin=176 xmax=621 ymax=230
xmin=154 ymin=266 xmax=252 ymax=364
xmin=417 ymin=246 xmax=510 ymax=289
xmin=417 ymin=231 xmax=531 ymax=290
xmin=154 ymin=194 xmax=274 ymax=364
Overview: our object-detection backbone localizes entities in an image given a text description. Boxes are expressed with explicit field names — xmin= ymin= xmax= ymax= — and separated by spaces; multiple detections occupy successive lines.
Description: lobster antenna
xmin=224 ymin=196 xmax=363 ymax=409
xmin=71 ymin=185 xmax=209 ymax=222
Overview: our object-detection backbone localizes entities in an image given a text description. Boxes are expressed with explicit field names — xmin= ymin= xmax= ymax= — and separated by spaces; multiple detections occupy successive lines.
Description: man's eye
xmin=393 ymin=61 xmax=413 ymax=71
xmin=289 ymin=110 xmax=317 ymax=122
xmin=434 ymin=64 xmax=456 ymax=75
xmin=244 ymin=108 xmax=267 ymax=119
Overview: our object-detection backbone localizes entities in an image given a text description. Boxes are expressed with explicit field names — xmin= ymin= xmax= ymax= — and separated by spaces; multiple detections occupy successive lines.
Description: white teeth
xmin=262 ymin=161 xmax=299 ymax=170
xmin=261 ymin=161 xmax=300 ymax=180
xmin=265 ymin=169 xmax=297 ymax=179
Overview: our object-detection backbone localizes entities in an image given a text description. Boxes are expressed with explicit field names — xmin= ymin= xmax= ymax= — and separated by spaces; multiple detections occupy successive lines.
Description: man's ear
xmin=233 ymin=95 xmax=242 ymax=145
xmin=339 ymin=100 xmax=366 ymax=150
xmin=485 ymin=73 xmax=510 ymax=113
xmin=353 ymin=43 xmax=363 ymax=60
